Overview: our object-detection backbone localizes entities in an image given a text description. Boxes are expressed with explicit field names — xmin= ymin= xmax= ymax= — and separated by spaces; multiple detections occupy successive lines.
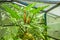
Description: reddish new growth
xmin=23 ymin=10 xmax=30 ymax=24
xmin=27 ymin=17 xmax=30 ymax=24
xmin=23 ymin=10 xmax=26 ymax=23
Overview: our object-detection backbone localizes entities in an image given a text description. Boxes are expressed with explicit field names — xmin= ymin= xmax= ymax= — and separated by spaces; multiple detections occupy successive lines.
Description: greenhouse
xmin=0 ymin=0 xmax=60 ymax=40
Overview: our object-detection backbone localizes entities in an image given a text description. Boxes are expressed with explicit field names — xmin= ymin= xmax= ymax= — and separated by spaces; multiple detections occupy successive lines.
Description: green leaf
xmin=1 ymin=4 xmax=20 ymax=20
xmin=24 ymin=3 xmax=36 ymax=11
xmin=10 ymin=3 xmax=21 ymax=10
xmin=40 ymin=33 xmax=45 ymax=39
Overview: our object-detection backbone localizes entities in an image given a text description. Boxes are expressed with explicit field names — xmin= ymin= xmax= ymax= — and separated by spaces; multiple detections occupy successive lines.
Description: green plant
xmin=0 ymin=2 xmax=49 ymax=40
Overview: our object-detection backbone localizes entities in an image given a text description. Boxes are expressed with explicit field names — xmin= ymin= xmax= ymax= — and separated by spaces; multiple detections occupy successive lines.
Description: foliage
xmin=0 ymin=2 xmax=49 ymax=40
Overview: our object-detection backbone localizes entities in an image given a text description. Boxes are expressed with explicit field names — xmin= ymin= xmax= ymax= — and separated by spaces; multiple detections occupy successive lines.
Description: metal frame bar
xmin=17 ymin=0 xmax=60 ymax=4
xmin=0 ymin=0 xmax=12 ymax=2
xmin=47 ymin=35 xmax=60 ymax=40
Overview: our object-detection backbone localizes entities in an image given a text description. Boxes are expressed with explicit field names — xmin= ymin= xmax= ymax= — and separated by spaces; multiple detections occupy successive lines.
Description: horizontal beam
xmin=47 ymin=35 xmax=60 ymax=40
xmin=0 ymin=1 xmax=12 ymax=2
xmin=46 ymin=3 xmax=60 ymax=13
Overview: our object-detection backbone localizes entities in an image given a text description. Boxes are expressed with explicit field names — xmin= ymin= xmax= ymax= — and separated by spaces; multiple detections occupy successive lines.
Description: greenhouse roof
xmin=36 ymin=3 xmax=60 ymax=17
xmin=17 ymin=1 xmax=60 ymax=17
xmin=18 ymin=0 xmax=60 ymax=4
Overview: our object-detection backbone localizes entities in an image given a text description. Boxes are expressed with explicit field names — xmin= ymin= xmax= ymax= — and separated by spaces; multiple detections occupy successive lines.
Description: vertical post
xmin=44 ymin=12 xmax=47 ymax=25
xmin=44 ymin=12 xmax=47 ymax=40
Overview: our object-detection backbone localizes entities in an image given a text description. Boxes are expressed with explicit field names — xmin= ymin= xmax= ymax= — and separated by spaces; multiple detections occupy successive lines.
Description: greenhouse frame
xmin=0 ymin=0 xmax=60 ymax=40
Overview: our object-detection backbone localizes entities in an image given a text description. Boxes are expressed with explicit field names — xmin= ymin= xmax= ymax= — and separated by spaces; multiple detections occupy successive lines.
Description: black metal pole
xmin=44 ymin=12 xmax=47 ymax=40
